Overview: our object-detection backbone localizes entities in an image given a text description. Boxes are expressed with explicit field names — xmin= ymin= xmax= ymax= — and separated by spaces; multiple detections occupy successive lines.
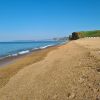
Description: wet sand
xmin=0 ymin=55 xmax=26 ymax=67
xmin=0 ymin=38 xmax=100 ymax=100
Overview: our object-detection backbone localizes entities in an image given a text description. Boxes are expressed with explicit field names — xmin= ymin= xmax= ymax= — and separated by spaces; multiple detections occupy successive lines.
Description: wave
xmin=18 ymin=50 xmax=30 ymax=55
xmin=0 ymin=50 xmax=30 ymax=59
xmin=0 ymin=44 xmax=54 ymax=60
xmin=39 ymin=44 xmax=54 ymax=49
xmin=0 ymin=42 xmax=66 ymax=60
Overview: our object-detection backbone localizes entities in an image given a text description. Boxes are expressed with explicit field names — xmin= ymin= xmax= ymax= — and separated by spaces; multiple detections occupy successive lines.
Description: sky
xmin=0 ymin=0 xmax=100 ymax=41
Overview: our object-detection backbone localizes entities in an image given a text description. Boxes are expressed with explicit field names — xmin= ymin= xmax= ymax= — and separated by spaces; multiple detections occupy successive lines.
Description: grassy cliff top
xmin=69 ymin=30 xmax=100 ymax=40
xmin=79 ymin=30 xmax=100 ymax=37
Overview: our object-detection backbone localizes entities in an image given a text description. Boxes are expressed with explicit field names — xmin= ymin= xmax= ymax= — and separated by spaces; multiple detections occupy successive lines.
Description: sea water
xmin=0 ymin=41 xmax=66 ymax=59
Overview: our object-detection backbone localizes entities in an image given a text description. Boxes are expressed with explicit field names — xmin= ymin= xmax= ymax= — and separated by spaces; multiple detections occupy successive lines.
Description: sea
xmin=0 ymin=41 xmax=66 ymax=59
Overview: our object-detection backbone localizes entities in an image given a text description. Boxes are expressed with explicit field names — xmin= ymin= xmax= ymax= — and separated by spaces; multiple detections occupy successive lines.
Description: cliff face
xmin=72 ymin=32 xmax=80 ymax=40
xmin=69 ymin=30 xmax=100 ymax=40
xmin=69 ymin=32 xmax=81 ymax=40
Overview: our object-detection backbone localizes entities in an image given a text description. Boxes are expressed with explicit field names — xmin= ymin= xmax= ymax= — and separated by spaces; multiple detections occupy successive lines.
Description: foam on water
xmin=0 ymin=41 xmax=67 ymax=59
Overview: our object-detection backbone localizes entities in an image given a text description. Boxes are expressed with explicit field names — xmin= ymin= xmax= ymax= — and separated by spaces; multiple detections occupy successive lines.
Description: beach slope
xmin=0 ymin=38 xmax=100 ymax=100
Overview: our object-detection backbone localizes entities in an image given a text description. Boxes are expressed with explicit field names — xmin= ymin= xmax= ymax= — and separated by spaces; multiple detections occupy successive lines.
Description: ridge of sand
xmin=0 ymin=38 xmax=100 ymax=100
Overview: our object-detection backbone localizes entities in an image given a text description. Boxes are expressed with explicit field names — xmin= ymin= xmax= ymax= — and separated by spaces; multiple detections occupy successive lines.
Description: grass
xmin=79 ymin=30 xmax=100 ymax=37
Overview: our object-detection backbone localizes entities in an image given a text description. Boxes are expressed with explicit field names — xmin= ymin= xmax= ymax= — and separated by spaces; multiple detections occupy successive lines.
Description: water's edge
xmin=0 ymin=41 xmax=68 ymax=67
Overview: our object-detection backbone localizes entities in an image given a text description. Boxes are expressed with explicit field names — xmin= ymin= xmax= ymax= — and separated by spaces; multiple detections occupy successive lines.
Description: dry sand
xmin=0 ymin=38 xmax=100 ymax=100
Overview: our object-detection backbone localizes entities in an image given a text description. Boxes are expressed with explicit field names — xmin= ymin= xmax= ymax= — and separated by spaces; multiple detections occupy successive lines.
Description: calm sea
xmin=0 ymin=41 xmax=66 ymax=59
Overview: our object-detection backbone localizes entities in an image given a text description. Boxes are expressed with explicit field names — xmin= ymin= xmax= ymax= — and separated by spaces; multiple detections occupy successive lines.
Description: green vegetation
xmin=79 ymin=30 xmax=100 ymax=37
xmin=69 ymin=30 xmax=100 ymax=40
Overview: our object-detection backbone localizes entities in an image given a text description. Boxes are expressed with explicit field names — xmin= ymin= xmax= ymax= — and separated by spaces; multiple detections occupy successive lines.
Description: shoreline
xmin=0 ymin=44 xmax=61 ymax=88
xmin=0 ymin=43 xmax=65 ymax=67
xmin=0 ymin=40 xmax=68 ymax=67
xmin=0 ymin=49 xmax=42 ymax=67
xmin=0 ymin=41 xmax=67 ymax=62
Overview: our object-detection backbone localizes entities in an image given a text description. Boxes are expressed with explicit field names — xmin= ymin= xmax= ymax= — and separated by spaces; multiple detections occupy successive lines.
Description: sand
xmin=0 ymin=38 xmax=100 ymax=100
xmin=0 ymin=46 xmax=59 ymax=88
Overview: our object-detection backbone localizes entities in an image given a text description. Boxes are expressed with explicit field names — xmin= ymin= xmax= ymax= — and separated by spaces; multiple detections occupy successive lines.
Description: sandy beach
xmin=0 ymin=38 xmax=100 ymax=100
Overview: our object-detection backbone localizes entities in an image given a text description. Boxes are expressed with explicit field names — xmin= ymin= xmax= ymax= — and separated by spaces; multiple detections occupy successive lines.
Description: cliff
xmin=69 ymin=30 xmax=100 ymax=40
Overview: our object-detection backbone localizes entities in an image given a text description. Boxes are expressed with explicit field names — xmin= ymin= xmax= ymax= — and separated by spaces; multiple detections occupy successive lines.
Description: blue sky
xmin=0 ymin=0 xmax=100 ymax=41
